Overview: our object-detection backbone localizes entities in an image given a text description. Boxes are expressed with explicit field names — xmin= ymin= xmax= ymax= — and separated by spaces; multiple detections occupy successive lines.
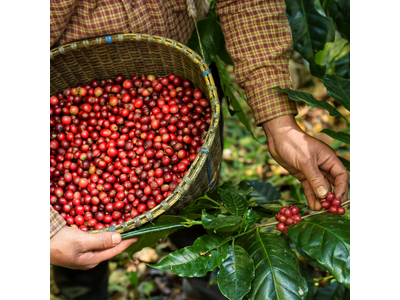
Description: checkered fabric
xmin=50 ymin=0 xmax=297 ymax=125
xmin=50 ymin=205 xmax=66 ymax=238
xmin=216 ymin=0 xmax=298 ymax=124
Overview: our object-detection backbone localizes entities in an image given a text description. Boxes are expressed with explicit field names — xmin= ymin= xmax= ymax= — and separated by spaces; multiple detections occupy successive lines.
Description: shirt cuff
xmin=50 ymin=205 xmax=66 ymax=238
xmin=244 ymin=78 xmax=298 ymax=125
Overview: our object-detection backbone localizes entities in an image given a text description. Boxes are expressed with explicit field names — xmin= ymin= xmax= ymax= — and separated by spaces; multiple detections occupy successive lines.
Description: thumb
xmin=82 ymin=232 xmax=122 ymax=252
xmin=302 ymin=164 xmax=329 ymax=199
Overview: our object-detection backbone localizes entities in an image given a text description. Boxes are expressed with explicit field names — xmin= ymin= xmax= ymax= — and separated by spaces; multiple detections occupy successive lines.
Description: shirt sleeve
xmin=215 ymin=0 xmax=298 ymax=125
xmin=50 ymin=0 xmax=79 ymax=47
xmin=50 ymin=205 xmax=66 ymax=238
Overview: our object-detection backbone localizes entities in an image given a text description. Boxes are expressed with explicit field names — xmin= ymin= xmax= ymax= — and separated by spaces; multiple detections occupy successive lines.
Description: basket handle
xmin=186 ymin=0 xmax=206 ymax=61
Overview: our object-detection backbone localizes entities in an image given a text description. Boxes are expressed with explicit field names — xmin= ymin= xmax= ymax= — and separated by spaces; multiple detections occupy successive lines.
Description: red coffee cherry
xmin=277 ymin=223 xmax=286 ymax=232
xmin=326 ymin=192 xmax=335 ymax=202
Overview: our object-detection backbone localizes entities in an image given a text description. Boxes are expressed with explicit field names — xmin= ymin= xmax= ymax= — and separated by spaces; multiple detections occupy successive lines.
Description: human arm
xmin=262 ymin=115 xmax=349 ymax=210
xmin=215 ymin=0 xmax=349 ymax=209
xmin=50 ymin=225 xmax=138 ymax=270
xmin=50 ymin=205 xmax=138 ymax=270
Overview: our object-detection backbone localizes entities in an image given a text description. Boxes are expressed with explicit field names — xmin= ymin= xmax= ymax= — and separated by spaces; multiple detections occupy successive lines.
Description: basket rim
xmin=51 ymin=33 xmax=221 ymax=234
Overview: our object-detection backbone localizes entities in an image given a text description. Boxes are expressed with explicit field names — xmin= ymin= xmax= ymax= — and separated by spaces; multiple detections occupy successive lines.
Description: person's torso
xmin=51 ymin=0 xmax=208 ymax=47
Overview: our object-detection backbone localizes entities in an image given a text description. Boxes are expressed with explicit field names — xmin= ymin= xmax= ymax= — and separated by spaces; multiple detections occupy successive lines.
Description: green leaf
xmin=285 ymin=0 xmax=336 ymax=78
xmin=298 ymin=264 xmax=318 ymax=300
xmin=296 ymin=247 xmax=328 ymax=272
xmin=218 ymin=34 xmax=234 ymax=65
xmin=138 ymin=281 xmax=155 ymax=297
xmin=259 ymin=200 xmax=308 ymax=213
xmin=321 ymin=74 xmax=350 ymax=111
xmin=245 ymin=180 xmax=281 ymax=205
xmin=288 ymin=214 xmax=350 ymax=288
xmin=108 ymin=285 xmax=127 ymax=293
xmin=217 ymin=245 xmax=255 ymax=300
xmin=320 ymin=0 xmax=350 ymax=40
xmin=335 ymin=0 xmax=350 ymax=36
xmin=219 ymin=181 xmax=255 ymax=196
xmin=206 ymin=0 xmax=217 ymax=18
xmin=219 ymin=189 xmax=249 ymax=216
xmin=187 ymin=17 xmax=222 ymax=65
xmin=273 ymin=87 xmax=349 ymax=123
xmin=315 ymin=32 xmax=350 ymax=78
xmin=314 ymin=281 xmax=348 ymax=300
xmin=180 ymin=196 xmax=219 ymax=215
xmin=252 ymin=207 xmax=275 ymax=220
xmin=338 ymin=157 xmax=350 ymax=172
xmin=214 ymin=55 xmax=257 ymax=140
xmin=123 ymin=215 xmax=188 ymax=257
xmin=128 ymin=271 xmax=139 ymax=287
xmin=243 ymin=209 xmax=258 ymax=232
xmin=244 ymin=231 xmax=308 ymax=299
xmin=334 ymin=52 xmax=350 ymax=79
xmin=320 ymin=129 xmax=349 ymax=145
xmin=124 ymin=222 xmax=185 ymax=259
xmin=202 ymin=211 xmax=243 ymax=232
xmin=149 ymin=234 xmax=229 ymax=277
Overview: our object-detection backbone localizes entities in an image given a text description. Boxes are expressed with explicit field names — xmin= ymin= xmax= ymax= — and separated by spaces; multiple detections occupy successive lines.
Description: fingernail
xmin=316 ymin=186 xmax=328 ymax=198
xmin=112 ymin=233 xmax=121 ymax=245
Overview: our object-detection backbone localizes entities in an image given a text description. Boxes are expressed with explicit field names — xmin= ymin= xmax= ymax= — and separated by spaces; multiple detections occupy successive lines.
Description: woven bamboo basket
xmin=50 ymin=33 xmax=222 ymax=234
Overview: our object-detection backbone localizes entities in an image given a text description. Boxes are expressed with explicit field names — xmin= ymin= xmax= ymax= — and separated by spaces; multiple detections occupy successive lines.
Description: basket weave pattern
xmin=50 ymin=33 xmax=221 ymax=233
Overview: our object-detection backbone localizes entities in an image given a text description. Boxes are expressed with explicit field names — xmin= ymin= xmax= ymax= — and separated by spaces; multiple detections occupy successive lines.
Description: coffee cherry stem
xmin=255 ymin=199 xmax=350 ymax=229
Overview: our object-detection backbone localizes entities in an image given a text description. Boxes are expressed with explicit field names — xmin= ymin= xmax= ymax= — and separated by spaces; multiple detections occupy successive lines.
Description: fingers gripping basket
xmin=50 ymin=33 xmax=222 ymax=234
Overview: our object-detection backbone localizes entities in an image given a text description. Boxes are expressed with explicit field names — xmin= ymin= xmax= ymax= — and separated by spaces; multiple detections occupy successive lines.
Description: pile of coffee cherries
xmin=320 ymin=192 xmax=346 ymax=215
xmin=50 ymin=73 xmax=211 ymax=231
xmin=275 ymin=205 xmax=302 ymax=234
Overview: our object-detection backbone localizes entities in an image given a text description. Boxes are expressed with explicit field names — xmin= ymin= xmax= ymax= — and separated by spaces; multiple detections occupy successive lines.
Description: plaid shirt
xmin=50 ymin=205 xmax=66 ymax=238
xmin=50 ymin=0 xmax=298 ymax=236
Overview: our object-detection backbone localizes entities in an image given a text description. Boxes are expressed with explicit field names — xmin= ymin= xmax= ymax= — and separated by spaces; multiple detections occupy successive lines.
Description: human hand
xmin=262 ymin=115 xmax=349 ymax=211
xmin=50 ymin=226 xmax=139 ymax=270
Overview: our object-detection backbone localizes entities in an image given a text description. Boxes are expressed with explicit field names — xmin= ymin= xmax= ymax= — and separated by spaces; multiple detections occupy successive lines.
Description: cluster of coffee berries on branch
xmin=275 ymin=205 xmax=302 ymax=234
xmin=320 ymin=192 xmax=346 ymax=215
xmin=50 ymin=73 xmax=211 ymax=231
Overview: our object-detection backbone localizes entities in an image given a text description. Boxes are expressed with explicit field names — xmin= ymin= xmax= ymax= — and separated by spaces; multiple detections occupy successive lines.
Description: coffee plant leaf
xmin=321 ymin=74 xmax=350 ymax=111
xmin=314 ymin=281 xmax=349 ymax=300
xmin=218 ymin=33 xmax=234 ymax=66
xmin=285 ymin=0 xmax=336 ymax=78
xmin=287 ymin=214 xmax=350 ymax=288
xmin=320 ymin=129 xmax=349 ymax=145
xmin=252 ymin=207 xmax=275 ymax=220
xmin=273 ymin=87 xmax=349 ymax=123
xmin=319 ymin=0 xmax=350 ymax=40
xmin=187 ymin=16 xmax=221 ymax=66
xmin=244 ymin=231 xmax=308 ymax=300
xmin=180 ymin=196 xmax=218 ymax=215
xmin=298 ymin=264 xmax=318 ymax=300
xmin=333 ymin=52 xmax=350 ymax=79
xmin=259 ymin=200 xmax=308 ymax=213
xmin=296 ymin=247 xmax=328 ymax=272
xmin=217 ymin=245 xmax=255 ymax=300
xmin=124 ymin=221 xmax=184 ymax=259
xmin=219 ymin=189 xmax=249 ymax=216
xmin=245 ymin=180 xmax=281 ymax=205
xmin=218 ymin=180 xmax=255 ymax=197
xmin=334 ymin=0 xmax=350 ymax=35
xmin=201 ymin=211 xmax=243 ymax=232
xmin=149 ymin=234 xmax=229 ymax=277
xmin=243 ymin=209 xmax=258 ymax=232
xmin=338 ymin=157 xmax=350 ymax=172
xmin=215 ymin=55 xmax=257 ymax=141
